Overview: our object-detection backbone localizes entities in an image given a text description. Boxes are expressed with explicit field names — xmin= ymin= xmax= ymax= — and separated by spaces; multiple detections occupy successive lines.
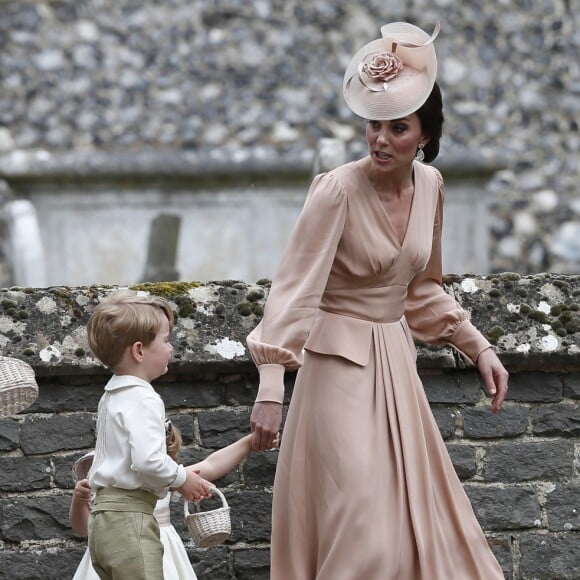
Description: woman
xmin=248 ymin=20 xmax=507 ymax=579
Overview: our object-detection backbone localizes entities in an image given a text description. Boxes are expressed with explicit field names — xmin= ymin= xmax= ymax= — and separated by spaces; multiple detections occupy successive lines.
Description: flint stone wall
xmin=0 ymin=274 xmax=579 ymax=579
xmin=0 ymin=0 xmax=579 ymax=276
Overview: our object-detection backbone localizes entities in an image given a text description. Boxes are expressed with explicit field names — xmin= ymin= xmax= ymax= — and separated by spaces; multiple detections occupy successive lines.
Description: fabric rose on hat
xmin=362 ymin=52 xmax=403 ymax=83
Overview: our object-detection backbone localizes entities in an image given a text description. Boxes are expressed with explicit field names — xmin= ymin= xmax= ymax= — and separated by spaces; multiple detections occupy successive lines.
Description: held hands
xmin=177 ymin=469 xmax=213 ymax=502
xmin=477 ymin=348 xmax=509 ymax=413
xmin=250 ymin=401 xmax=282 ymax=451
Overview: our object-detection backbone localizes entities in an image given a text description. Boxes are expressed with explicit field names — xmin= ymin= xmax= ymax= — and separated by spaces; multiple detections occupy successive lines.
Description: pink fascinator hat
xmin=343 ymin=21 xmax=440 ymax=120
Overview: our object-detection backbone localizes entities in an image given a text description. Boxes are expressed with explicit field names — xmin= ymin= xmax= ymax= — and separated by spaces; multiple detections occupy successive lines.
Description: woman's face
xmin=365 ymin=114 xmax=426 ymax=173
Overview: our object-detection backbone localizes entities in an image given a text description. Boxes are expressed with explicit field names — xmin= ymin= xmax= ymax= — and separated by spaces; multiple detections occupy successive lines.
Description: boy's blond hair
xmin=87 ymin=290 xmax=174 ymax=371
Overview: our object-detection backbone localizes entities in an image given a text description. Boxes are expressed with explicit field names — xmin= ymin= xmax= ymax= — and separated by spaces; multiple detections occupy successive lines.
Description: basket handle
xmin=183 ymin=486 xmax=228 ymax=517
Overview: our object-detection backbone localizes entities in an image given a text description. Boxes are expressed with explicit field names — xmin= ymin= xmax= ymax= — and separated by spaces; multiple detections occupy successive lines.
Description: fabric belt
xmin=92 ymin=487 xmax=157 ymax=514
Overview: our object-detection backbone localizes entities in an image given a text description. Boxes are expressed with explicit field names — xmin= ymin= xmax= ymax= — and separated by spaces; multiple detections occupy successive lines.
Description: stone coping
xmin=0 ymin=274 xmax=577 ymax=377
xmin=0 ymin=149 xmax=501 ymax=181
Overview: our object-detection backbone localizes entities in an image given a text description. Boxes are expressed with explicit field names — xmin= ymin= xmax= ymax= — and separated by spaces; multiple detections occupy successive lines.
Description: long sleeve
xmin=125 ymin=390 xmax=186 ymax=489
xmin=89 ymin=377 xmax=186 ymax=497
xmin=405 ymin=171 xmax=491 ymax=365
xmin=247 ymin=172 xmax=348 ymax=402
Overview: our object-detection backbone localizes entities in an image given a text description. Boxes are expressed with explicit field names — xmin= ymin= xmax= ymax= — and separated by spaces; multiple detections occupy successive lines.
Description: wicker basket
xmin=72 ymin=451 xmax=95 ymax=483
xmin=184 ymin=486 xmax=231 ymax=548
xmin=0 ymin=356 xmax=38 ymax=417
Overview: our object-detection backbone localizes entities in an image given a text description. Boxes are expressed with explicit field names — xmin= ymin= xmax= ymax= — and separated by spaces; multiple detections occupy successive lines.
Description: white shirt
xmin=88 ymin=375 xmax=186 ymax=498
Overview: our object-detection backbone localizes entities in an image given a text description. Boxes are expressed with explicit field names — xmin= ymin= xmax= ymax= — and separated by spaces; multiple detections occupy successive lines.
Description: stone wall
xmin=0 ymin=0 xmax=579 ymax=275
xmin=0 ymin=275 xmax=578 ymax=579
xmin=0 ymin=154 xmax=492 ymax=287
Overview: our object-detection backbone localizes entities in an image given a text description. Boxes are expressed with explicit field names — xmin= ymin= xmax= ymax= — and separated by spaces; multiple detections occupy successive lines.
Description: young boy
xmin=86 ymin=290 xmax=212 ymax=580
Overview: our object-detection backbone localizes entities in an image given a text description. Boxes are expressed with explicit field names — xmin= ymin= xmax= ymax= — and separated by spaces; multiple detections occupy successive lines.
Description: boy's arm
xmin=126 ymin=390 xmax=187 ymax=489
xmin=189 ymin=434 xmax=253 ymax=481
xmin=69 ymin=479 xmax=91 ymax=537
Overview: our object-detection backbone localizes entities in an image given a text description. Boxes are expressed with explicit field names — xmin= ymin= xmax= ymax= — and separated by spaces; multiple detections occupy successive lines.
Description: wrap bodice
xmin=247 ymin=159 xmax=490 ymax=390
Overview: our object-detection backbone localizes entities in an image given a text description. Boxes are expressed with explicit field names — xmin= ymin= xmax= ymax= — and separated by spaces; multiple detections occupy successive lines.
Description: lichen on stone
xmin=0 ymin=276 xmax=576 ymax=372
xmin=129 ymin=281 xmax=201 ymax=298
xmin=485 ymin=325 xmax=505 ymax=344
xmin=246 ymin=289 xmax=265 ymax=303
xmin=203 ymin=337 xmax=246 ymax=360
xmin=251 ymin=303 xmax=264 ymax=316
xmin=460 ymin=279 xmax=479 ymax=293
xmin=529 ymin=310 xmax=549 ymax=324
xmin=35 ymin=296 xmax=58 ymax=315
xmin=174 ymin=296 xmax=197 ymax=318
xmin=552 ymin=280 xmax=570 ymax=293
xmin=236 ymin=302 xmax=252 ymax=316
xmin=540 ymin=335 xmax=559 ymax=352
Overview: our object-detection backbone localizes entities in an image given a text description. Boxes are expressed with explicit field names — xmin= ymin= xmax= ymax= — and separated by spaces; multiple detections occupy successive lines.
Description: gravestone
xmin=141 ymin=213 xmax=181 ymax=282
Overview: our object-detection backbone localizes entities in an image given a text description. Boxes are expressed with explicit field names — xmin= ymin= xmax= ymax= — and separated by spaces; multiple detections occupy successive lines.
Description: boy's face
xmin=141 ymin=316 xmax=173 ymax=381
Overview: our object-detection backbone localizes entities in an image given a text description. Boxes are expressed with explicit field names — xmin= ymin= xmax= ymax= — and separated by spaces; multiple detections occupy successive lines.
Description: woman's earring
xmin=415 ymin=143 xmax=425 ymax=162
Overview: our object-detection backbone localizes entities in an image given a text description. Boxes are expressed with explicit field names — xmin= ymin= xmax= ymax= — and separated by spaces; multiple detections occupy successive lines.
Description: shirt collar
xmin=104 ymin=374 xmax=154 ymax=391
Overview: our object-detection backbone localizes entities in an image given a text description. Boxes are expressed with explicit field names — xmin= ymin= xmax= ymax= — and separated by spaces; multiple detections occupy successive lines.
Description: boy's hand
xmin=73 ymin=479 xmax=92 ymax=503
xmin=177 ymin=470 xmax=213 ymax=502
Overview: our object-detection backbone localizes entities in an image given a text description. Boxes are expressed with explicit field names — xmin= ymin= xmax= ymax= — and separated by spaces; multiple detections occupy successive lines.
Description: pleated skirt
xmin=270 ymin=320 xmax=504 ymax=580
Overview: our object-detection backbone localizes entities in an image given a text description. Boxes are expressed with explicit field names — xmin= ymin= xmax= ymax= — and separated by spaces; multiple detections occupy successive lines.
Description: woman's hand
xmin=477 ymin=348 xmax=509 ymax=413
xmin=250 ymin=401 xmax=282 ymax=451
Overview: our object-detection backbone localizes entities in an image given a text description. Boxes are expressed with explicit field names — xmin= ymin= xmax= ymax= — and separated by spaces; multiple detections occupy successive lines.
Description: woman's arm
xmin=187 ymin=435 xmax=253 ymax=482
xmin=405 ymin=168 xmax=508 ymax=411
xmin=405 ymin=170 xmax=491 ymax=363
xmin=248 ymin=172 xmax=348 ymax=450
xmin=69 ymin=479 xmax=92 ymax=536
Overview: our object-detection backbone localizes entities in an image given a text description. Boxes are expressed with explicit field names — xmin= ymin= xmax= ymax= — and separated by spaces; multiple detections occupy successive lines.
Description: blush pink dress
xmin=247 ymin=160 xmax=504 ymax=579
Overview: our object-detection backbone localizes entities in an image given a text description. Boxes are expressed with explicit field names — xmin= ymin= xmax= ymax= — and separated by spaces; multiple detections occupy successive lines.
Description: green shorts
xmin=88 ymin=487 xmax=163 ymax=580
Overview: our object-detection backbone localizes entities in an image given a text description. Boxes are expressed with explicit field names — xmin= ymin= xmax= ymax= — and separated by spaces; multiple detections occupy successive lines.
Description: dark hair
xmin=415 ymin=81 xmax=444 ymax=163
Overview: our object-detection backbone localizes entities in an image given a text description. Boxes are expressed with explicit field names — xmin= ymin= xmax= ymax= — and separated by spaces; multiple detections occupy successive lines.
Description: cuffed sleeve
xmin=171 ymin=464 xmax=187 ymax=489
xmin=255 ymin=363 xmax=286 ymax=404
xmin=449 ymin=320 xmax=493 ymax=365
xmin=247 ymin=172 xmax=348 ymax=398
